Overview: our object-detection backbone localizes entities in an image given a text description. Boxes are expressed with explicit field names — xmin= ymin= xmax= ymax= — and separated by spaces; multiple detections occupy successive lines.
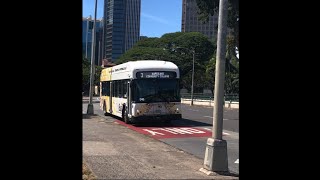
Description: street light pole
xmin=203 ymin=0 xmax=229 ymax=173
xmin=87 ymin=0 xmax=98 ymax=115
xmin=98 ymin=40 xmax=101 ymax=66
xmin=190 ymin=49 xmax=195 ymax=106
xmin=85 ymin=16 xmax=90 ymax=59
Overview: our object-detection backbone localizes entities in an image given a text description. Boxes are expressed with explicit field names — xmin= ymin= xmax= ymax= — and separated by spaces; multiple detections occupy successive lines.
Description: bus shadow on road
xmin=132 ymin=118 xmax=211 ymax=127
xmin=176 ymin=118 xmax=212 ymax=127
xmin=82 ymin=114 xmax=99 ymax=119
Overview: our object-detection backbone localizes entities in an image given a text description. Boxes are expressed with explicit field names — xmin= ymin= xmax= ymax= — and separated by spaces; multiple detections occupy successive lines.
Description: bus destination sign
xmin=136 ymin=71 xmax=176 ymax=79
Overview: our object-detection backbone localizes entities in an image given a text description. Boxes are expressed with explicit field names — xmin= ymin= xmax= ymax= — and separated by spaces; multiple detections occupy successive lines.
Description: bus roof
xmin=124 ymin=60 xmax=178 ymax=71
xmin=101 ymin=60 xmax=180 ymax=81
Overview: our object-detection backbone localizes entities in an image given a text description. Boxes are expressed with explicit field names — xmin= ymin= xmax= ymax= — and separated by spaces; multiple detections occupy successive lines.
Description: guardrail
xmin=180 ymin=93 xmax=239 ymax=102
xmin=180 ymin=93 xmax=239 ymax=108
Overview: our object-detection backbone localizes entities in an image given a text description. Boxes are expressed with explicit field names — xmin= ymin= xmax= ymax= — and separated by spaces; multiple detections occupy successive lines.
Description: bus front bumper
xmin=130 ymin=114 xmax=182 ymax=123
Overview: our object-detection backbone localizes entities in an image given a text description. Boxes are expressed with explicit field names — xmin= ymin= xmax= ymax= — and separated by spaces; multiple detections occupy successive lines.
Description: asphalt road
xmin=83 ymin=100 xmax=239 ymax=175
xmin=180 ymin=104 xmax=239 ymax=132
xmin=82 ymin=100 xmax=239 ymax=132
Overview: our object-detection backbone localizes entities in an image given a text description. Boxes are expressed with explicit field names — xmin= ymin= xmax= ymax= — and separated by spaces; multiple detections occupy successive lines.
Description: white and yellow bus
xmin=100 ymin=60 xmax=182 ymax=124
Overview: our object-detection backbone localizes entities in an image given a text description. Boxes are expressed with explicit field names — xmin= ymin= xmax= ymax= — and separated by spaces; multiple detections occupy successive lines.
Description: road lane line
xmin=235 ymin=159 xmax=239 ymax=164
xmin=203 ymin=127 xmax=212 ymax=131
xmin=202 ymin=127 xmax=230 ymax=136
xmin=203 ymin=116 xmax=213 ymax=118
xmin=188 ymin=109 xmax=199 ymax=112
xmin=203 ymin=116 xmax=230 ymax=120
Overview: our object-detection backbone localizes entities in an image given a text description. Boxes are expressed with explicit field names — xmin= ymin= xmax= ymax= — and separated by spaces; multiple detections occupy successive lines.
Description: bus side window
xmin=112 ymin=81 xmax=115 ymax=97
xmin=101 ymin=82 xmax=104 ymax=95
xmin=101 ymin=82 xmax=106 ymax=96
xmin=114 ymin=81 xmax=117 ymax=97
xmin=117 ymin=81 xmax=120 ymax=97
xmin=123 ymin=80 xmax=127 ymax=98
xmin=115 ymin=81 xmax=119 ymax=97
xmin=119 ymin=80 xmax=123 ymax=98
xmin=101 ymin=82 xmax=110 ymax=96
xmin=106 ymin=82 xmax=110 ymax=96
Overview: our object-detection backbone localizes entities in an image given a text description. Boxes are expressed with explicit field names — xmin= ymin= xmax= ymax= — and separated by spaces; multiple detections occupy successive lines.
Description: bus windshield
xmin=132 ymin=79 xmax=180 ymax=103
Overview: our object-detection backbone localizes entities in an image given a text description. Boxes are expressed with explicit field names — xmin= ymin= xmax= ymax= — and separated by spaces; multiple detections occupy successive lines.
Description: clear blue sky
xmin=82 ymin=0 xmax=182 ymax=37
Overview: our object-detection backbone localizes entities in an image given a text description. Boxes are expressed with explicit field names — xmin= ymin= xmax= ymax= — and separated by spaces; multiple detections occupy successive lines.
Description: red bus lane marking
xmin=114 ymin=120 xmax=222 ymax=139
xmin=142 ymin=127 xmax=210 ymax=139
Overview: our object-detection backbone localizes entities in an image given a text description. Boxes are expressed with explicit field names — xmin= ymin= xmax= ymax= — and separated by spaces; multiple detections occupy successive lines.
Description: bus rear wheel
xmin=103 ymin=102 xmax=109 ymax=116
xmin=123 ymin=108 xmax=131 ymax=124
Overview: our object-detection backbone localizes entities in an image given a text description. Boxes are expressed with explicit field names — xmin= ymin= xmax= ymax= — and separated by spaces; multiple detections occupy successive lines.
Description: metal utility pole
xmin=87 ymin=0 xmax=98 ymax=115
xmin=98 ymin=41 xmax=101 ymax=66
xmin=85 ymin=16 xmax=90 ymax=59
xmin=203 ymin=0 xmax=229 ymax=173
xmin=190 ymin=49 xmax=195 ymax=106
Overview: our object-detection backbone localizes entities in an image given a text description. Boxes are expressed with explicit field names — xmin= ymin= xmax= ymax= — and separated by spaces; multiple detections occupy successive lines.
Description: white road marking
xmin=202 ymin=127 xmax=230 ymax=136
xmin=143 ymin=128 xmax=206 ymax=135
xmin=142 ymin=129 xmax=165 ymax=136
xmin=203 ymin=116 xmax=213 ymax=118
xmin=223 ymin=132 xmax=230 ymax=136
xmin=203 ymin=127 xmax=212 ymax=131
xmin=203 ymin=116 xmax=229 ymax=120
xmin=188 ymin=109 xmax=199 ymax=112
xmin=235 ymin=159 xmax=239 ymax=164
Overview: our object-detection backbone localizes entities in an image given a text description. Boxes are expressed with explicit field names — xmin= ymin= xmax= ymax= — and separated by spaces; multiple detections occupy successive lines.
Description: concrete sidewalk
xmin=83 ymin=114 xmax=238 ymax=179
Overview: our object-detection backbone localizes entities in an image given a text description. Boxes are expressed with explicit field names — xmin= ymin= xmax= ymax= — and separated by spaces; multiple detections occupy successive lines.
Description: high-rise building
xmin=103 ymin=0 xmax=141 ymax=62
xmin=82 ymin=16 xmax=104 ymax=65
xmin=181 ymin=0 xmax=218 ymax=41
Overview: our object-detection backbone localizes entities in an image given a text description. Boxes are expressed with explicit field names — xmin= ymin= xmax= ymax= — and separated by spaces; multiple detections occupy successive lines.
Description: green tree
xmin=95 ymin=66 xmax=103 ymax=86
xmin=116 ymin=47 xmax=170 ymax=64
xmin=115 ymin=32 xmax=214 ymax=92
xmin=82 ymin=57 xmax=103 ymax=94
xmin=196 ymin=0 xmax=239 ymax=95
xmin=225 ymin=36 xmax=239 ymax=94
xmin=134 ymin=37 xmax=162 ymax=48
xmin=83 ymin=57 xmax=90 ymax=93
xmin=196 ymin=0 xmax=239 ymax=52
xmin=205 ymin=56 xmax=216 ymax=94
xmin=205 ymin=37 xmax=239 ymax=95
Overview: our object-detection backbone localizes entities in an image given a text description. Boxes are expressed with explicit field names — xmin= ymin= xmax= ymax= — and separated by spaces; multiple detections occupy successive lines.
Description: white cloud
xmin=142 ymin=13 xmax=170 ymax=25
